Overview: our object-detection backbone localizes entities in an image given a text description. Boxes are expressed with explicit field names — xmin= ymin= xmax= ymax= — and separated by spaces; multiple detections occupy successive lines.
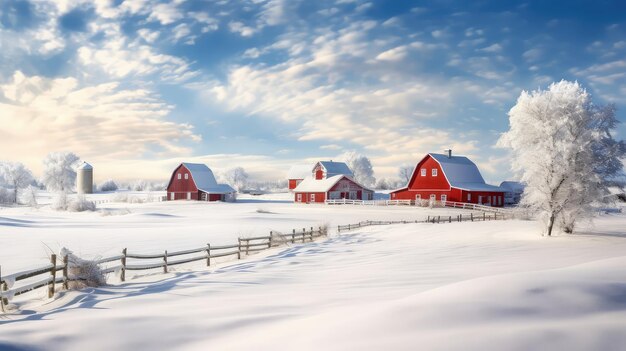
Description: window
xmin=177 ymin=174 xmax=181 ymax=180
xmin=441 ymin=195 xmax=447 ymax=202
xmin=297 ymin=194 xmax=302 ymax=202
xmin=184 ymin=173 xmax=189 ymax=180
xmin=415 ymin=194 xmax=421 ymax=201
xmin=492 ymin=196 xmax=496 ymax=205
xmin=467 ymin=193 xmax=471 ymax=202
xmin=430 ymin=194 xmax=436 ymax=201
xmin=310 ymin=194 xmax=316 ymax=202
xmin=420 ymin=169 xmax=426 ymax=177
xmin=431 ymin=168 xmax=437 ymax=176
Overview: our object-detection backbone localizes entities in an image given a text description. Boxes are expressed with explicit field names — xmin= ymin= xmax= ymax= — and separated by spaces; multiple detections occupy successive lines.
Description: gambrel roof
xmin=174 ymin=163 xmax=235 ymax=194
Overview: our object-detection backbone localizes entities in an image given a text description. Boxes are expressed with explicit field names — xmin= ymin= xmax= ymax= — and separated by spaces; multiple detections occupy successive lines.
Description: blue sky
xmin=1 ymin=0 xmax=625 ymax=183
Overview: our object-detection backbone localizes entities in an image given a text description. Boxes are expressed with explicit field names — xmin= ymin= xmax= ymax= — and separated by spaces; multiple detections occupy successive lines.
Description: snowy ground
xmin=0 ymin=192 xmax=474 ymax=273
xmin=1 ymin=195 xmax=625 ymax=350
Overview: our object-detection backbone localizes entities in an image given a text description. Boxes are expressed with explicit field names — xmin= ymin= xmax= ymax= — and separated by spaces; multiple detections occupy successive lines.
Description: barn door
xmin=201 ymin=192 xmax=207 ymax=201
xmin=170 ymin=192 xmax=175 ymax=200
xmin=187 ymin=192 xmax=191 ymax=200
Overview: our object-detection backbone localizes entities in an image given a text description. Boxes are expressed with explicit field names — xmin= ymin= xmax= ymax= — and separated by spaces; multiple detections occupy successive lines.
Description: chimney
xmin=444 ymin=149 xmax=452 ymax=158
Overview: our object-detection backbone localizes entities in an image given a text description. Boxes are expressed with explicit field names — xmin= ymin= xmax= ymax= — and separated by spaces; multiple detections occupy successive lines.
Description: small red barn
xmin=294 ymin=175 xmax=374 ymax=203
xmin=390 ymin=151 xmax=505 ymax=207
xmin=167 ymin=163 xmax=236 ymax=202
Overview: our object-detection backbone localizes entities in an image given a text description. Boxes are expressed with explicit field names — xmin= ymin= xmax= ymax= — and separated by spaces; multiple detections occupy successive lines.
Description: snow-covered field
xmin=0 ymin=192 xmax=473 ymax=273
xmin=1 ymin=194 xmax=625 ymax=351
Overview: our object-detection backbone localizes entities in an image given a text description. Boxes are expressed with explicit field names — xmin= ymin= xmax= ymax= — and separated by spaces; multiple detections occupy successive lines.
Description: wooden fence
xmin=337 ymin=211 xmax=511 ymax=233
xmin=0 ymin=227 xmax=326 ymax=309
xmin=325 ymin=199 xmax=515 ymax=215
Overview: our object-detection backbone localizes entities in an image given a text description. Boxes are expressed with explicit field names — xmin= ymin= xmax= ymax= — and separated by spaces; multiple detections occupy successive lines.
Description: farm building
xmin=500 ymin=181 xmax=525 ymax=205
xmin=166 ymin=163 xmax=236 ymax=202
xmin=287 ymin=164 xmax=313 ymax=190
xmin=293 ymin=161 xmax=373 ymax=203
xmin=390 ymin=150 xmax=505 ymax=207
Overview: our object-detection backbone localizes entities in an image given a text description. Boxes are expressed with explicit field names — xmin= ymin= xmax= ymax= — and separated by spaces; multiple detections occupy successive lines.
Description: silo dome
xmin=76 ymin=162 xmax=93 ymax=194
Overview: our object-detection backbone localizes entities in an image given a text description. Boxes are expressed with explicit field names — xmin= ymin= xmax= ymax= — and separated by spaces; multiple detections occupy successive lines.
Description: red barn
xmin=293 ymin=161 xmax=372 ymax=203
xmin=390 ymin=151 xmax=505 ymax=207
xmin=166 ymin=163 xmax=236 ymax=202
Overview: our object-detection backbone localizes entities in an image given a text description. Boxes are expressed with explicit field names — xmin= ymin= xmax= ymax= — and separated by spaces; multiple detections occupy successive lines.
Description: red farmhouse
xmin=293 ymin=161 xmax=373 ymax=203
xmin=167 ymin=163 xmax=236 ymax=202
xmin=390 ymin=151 xmax=505 ymax=207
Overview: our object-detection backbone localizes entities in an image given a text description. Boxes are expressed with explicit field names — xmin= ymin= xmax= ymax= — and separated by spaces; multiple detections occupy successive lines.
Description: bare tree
xmin=398 ymin=165 xmax=414 ymax=185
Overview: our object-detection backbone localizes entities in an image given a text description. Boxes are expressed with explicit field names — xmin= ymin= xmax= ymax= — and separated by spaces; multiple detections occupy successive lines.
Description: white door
xmin=441 ymin=194 xmax=447 ymax=203
xmin=297 ymin=194 xmax=302 ymax=202
xmin=349 ymin=191 xmax=357 ymax=199
xmin=170 ymin=192 xmax=175 ymax=200
xmin=478 ymin=196 xmax=483 ymax=204
xmin=415 ymin=194 xmax=421 ymax=201
xmin=187 ymin=192 xmax=191 ymax=200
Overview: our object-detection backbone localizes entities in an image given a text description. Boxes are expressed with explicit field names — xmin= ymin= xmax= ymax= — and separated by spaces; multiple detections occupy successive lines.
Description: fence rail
xmin=0 ymin=226 xmax=327 ymax=310
xmin=325 ymin=199 xmax=516 ymax=214
xmin=337 ymin=211 xmax=511 ymax=233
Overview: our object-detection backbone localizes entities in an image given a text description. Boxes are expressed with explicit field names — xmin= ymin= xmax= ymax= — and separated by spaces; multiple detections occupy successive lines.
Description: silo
xmin=76 ymin=162 xmax=94 ymax=194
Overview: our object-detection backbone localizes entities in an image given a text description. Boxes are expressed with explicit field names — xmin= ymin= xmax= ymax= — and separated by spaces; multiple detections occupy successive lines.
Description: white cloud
xmin=147 ymin=2 xmax=184 ymax=25
xmin=479 ymin=43 xmax=502 ymax=53
xmin=137 ymin=28 xmax=160 ymax=43
xmin=376 ymin=46 xmax=408 ymax=61
xmin=0 ymin=71 xmax=200 ymax=178
xmin=229 ymin=21 xmax=257 ymax=37
xmin=522 ymin=48 xmax=542 ymax=61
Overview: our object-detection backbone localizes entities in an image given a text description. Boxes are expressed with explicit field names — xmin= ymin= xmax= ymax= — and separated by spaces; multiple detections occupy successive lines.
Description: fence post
xmin=237 ymin=239 xmax=242 ymax=259
xmin=245 ymin=239 xmax=250 ymax=255
xmin=269 ymin=231 xmax=273 ymax=248
xmin=163 ymin=251 xmax=168 ymax=274
xmin=310 ymin=227 xmax=314 ymax=241
xmin=427 ymin=215 xmax=430 ymax=223
xmin=206 ymin=244 xmax=211 ymax=267
xmin=449 ymin=216 xmax=452 ymax=223
xmin=470 ymin=213 xmax=473 ymax=222
xmin=292 ymin=229 xmax=296 ymax=243
xmin=348 ymin=224 xmax=351 ymax=231
xmin=1 ymin=266 xmax=8 ymax=308
xmin=48 ymin=254 xmax=57 ymax=298
xmin=302 ymin=228 xmax=306 ymax=243
xmin=437 ymin=215 xmax=441 ymax=223
xmin=337 ymin=225 xmax=341 ymax=233
xmin=121 ymin=248 xmax=127 ymax=282
xmin=483 ymin=212 xmax=486 ymax=221
xmin=63 ymin=255 xmax=69 ymax=290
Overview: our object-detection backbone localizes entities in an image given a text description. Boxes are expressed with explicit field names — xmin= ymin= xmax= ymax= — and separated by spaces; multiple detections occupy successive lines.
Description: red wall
xmin=167 ymin=165 xmax=199 ymax=200
xmin=406 ymin=156 xmax=450 ymax=190
xmin=294 ymin=192 xmax=326 ymax=203
xmin=288 ymin=179 xmax=302 ymax=190
xmin=328 ymin=178 xmax=373 ymax=200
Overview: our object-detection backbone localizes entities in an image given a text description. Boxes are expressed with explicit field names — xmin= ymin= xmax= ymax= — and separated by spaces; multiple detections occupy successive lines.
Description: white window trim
xmin=297 ymin=194 xmax=302 ymax=202
xmin=467 ymin=193 xmax=471 ymax=202
xmin=310 ymin=194 xmax=316 ymax=202
xmin=177 ymin=174 xmax=181 ymax=180
xmin=430 ymin=194 xmax=436 ymax=201
xmin=416 ymin=194 xmax=421 ymax=200
xmin=420 ymin=169 xmax=426 ymax=177
xmin=184 ymin=173 xmax=189 ymax=180
xmin=431 ymin=168 xmax=437 ymax=176
xmin=441 ymin=195 xmax=447 ymax=202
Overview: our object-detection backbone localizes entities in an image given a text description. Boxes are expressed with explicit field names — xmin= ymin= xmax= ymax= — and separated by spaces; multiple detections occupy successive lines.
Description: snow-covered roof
xmin=429 ymin=153 xmax=504 ymax=192
xmin=317 ymin=161 xmax=353 ymax=177
xmin=77 ymin=162 xmax=93 ymax=170
xmin=181 ymin=163 xmax=235 ymax=194
xmin=287 ymin=164 xmax=312 ymax=180
xmin=500 ymin=181 xmax=525 ymax=192
xmin=294 ymin=175 xmax=373 ymax=193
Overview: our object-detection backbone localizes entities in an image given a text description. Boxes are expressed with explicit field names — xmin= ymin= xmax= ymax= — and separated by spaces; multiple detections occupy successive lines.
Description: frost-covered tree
xmin=398 ymin=165 xmax=413 ymax=184
xmin=498 ymin=81 xmax=625 ymax=236
xmin=340 ymin=151 xmax=376 ymax=187
xmin=224 ymin=167 xmax=249 ymax=192
xmin=41 ymin=152 xmax=80 ymax=192
xmin=99 ymin=180 xmax=119 ymax=192
xmin=0 ymin=162 xmax=35 ymax=203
